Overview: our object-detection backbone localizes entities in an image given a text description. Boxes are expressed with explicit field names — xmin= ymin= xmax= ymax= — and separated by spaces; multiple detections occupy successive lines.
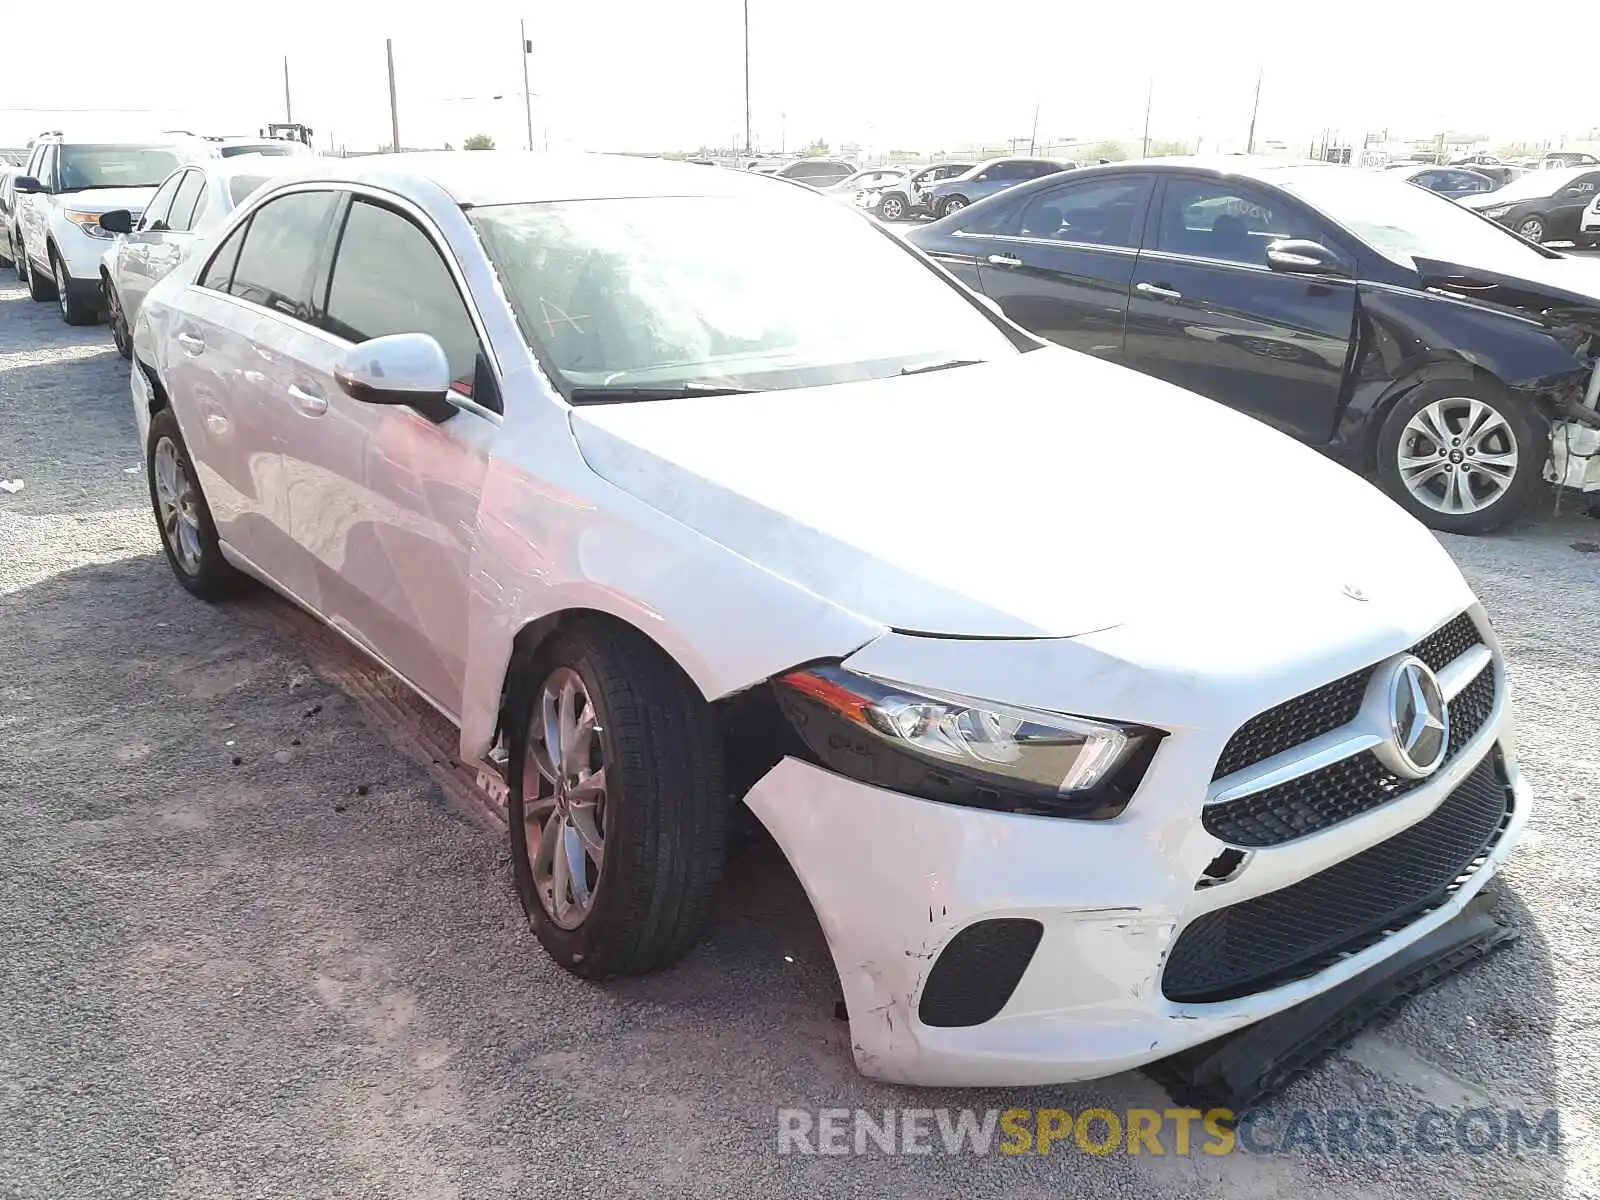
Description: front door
xmin=1548 ymin=171 xmax=1600 ymax=241
xmin=280 ymin=193 xmax=495 ymax=717
xmin=1123 ymin=175 xmax=1356 ymax=444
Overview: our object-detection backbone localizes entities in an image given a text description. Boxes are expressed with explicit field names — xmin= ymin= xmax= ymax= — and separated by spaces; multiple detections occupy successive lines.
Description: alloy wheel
xmin=1396 ymin=397 xmax=1519 ymax=516
xmin=943 ymin=197 xmax=968 ymax=216
xmin=1517 ymin=217 xmax=1544 ymax=242
xmin=54 ymin=258 xmax=68 ymax=316
xmin=523 ymin=666 xmax=609 ymax=930
xmin=151 ymin=437 xmax=204 ymax=574
xmin=880 ymin=196 xmax=904 ymax=220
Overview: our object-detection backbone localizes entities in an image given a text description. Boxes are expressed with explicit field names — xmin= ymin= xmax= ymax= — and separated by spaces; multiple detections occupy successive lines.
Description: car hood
xmin=569 ymin=349 xmax=1462 ymax=639
xmin=52 ymin=186 xmax=157 ymax=214
xmin=1412 ymin=252 xmax=1600 ymax=322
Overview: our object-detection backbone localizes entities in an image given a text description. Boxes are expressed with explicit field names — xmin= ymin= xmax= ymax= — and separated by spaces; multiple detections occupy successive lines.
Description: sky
xmin=2 ymin=2 xmax=1594 ymax=156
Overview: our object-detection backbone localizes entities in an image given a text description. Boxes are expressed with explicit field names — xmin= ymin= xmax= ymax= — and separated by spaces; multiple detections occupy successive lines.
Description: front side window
xmin=1015 ymin=177 xmax=1152 ymax=247
xmin=322 ymin=199 xmax=481 ymax=396
xmin=55 ymin=144 xmax=183 ymax=192
xmin=1154 ymin=178 xmax=1331 ymax=266
xmin=468 ymin=193 xmax=1019 ymax=398
xmin=166 ymin=171 xmax=207 ymax=233
xmin=140 ymin=172 xmax=186 ymax=231
xmin=227 ymin=190 xmax=339 ymax=318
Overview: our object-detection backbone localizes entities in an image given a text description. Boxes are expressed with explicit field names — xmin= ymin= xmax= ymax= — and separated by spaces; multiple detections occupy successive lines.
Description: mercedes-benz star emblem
xmin=1373 ymin=655 xmax=1450 ymax=779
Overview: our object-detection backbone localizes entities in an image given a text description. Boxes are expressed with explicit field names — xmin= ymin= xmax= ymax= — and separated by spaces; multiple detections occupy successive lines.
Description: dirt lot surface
xmin=2 ymin=277 xmax=1598 ymax=1198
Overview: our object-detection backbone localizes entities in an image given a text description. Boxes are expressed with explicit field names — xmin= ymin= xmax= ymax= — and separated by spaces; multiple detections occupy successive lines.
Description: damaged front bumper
xmin=1546 ymin=358 xmax=1600 ymax=492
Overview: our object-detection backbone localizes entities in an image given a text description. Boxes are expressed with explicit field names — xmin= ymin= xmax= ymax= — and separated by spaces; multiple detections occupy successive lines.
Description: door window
xmin=140 ymin=172 xmax=186 ymax=231
xmin=37 ymin=146 xmax=58 ymax=190
xmin=226 ymin=189 xmax=340 ymax=318
xmin=321 ymin=198 xmax=483 ymax=399
xmin=165 ymin=170 xmax=208 ymax=233
xmin=1154 ymin=178 xmax=1333 ymax=267
xmin=1016 ymin=177 xmax=1152 ymax=246
xmin=199 ymin=219 xmax=249 ymax=291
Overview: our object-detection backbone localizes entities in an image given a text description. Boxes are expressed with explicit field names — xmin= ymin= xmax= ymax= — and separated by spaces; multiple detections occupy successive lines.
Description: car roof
xmin=246 ymin=150 xmax=785 ymax=207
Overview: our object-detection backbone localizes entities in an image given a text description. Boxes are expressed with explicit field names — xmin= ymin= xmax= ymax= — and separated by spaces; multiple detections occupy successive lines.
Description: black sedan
xmin=1389 ymin=163 xmax=1498 ymax=200
xmin=907 ymin=158 xmax=1600 ymax=533
xmin=1459 ymin=166 xmax=1600 ymax=244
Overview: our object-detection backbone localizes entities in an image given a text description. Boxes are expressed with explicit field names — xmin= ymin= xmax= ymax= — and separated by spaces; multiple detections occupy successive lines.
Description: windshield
xmin=56 ymin=144 xmax=184 ymax=191
xmin=1274 ymin=169 xmax=1547 ymax=270
xmin=468 ymin=194 xmax=1019 ymax=397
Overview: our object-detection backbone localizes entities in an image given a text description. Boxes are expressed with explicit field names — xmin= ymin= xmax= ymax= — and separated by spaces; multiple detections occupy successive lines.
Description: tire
xmin=877 ymin=192 xmax=907 ymax=221
xmin=54 ymin=253 xmax=96 ymax=325
xmin=506 ymin=620 xmax=729 ymax=979
xmin=104 ymin=274 xmax=133 ymax=359
xmin=1375 ymin=378 xmax=1545 ymax=535
xmin=24 ymin=247 xmax=56 ymax=302
xmin=146 ymin=407 xmax=240 ymax=599
xmin=10 ymin=231 xmax=24 ymax=281
xmin=1515 ymin=214 xmax=1547 ymax=243
xmin=938 ymin=195 xmax=969 ymax=218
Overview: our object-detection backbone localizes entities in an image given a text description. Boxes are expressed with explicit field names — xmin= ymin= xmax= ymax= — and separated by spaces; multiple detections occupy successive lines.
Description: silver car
xmin=923 ymin=157 xmax=1074 ymax=219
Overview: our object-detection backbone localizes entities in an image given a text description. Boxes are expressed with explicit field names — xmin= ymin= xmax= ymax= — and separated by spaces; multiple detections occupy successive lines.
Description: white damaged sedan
xmin=127 ymin=152 xmax=1528 ymax=1086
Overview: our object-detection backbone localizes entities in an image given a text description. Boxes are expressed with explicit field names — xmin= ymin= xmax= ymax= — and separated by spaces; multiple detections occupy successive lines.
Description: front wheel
xmin=54 ymin=255 xmax=97 ymax=325
xmin=1515 ymin=214 xmax=1547 ymax=243
xmin=939 ymin=195 xmax=969 ymax=218
xmin=1375 ymin=380 xmax=1545 ymax=535
xmin=877 ymin=193 xmax=907 ymax=221
xmin=24 ymin=247 xmax=56 ymax=302
xmin=507 ymin=621 xmax=728 ymax=979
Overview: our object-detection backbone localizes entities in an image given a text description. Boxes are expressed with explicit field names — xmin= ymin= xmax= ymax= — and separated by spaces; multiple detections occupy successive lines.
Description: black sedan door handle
xmin=986 ymin=253 xmax=1023 ymax=267
xmin=1136 ymin=281 xmax=1183 ymax=301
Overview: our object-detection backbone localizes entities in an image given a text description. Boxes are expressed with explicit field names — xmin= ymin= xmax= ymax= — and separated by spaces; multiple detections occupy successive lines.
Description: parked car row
xmin=906 ymin=157 xmax=1600 ymax=533
xmin=89 ymin=152 xmax=1532 ymax=1090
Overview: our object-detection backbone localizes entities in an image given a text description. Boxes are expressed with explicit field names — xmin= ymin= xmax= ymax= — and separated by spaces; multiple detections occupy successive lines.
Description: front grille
xmin=1212 ymin=612 xmax=1481 ymax=781
xmin=1203 ymin=663 xmax=1497 ymax=846
xmin=1164 ymin=750 xmax=1512 ymax=1003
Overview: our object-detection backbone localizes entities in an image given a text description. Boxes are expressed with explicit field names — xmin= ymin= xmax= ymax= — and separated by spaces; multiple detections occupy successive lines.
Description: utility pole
xmin=520 ymin=21 xmax=536 ymax=152
xmin=742 ymin=0 xmax=752 ymax=155
xmin=283 ymin=56 xmax=292 ymax=123
xmin=386 ymin=39 xmax=400 ymax=153
xmin=1245 ymin=67 xmax=1262 ymax=155
xmin=1140 ymin=78 xmax=1152 ymax=157
xmin=1028 ymin=102 xmax=1039 ymax=155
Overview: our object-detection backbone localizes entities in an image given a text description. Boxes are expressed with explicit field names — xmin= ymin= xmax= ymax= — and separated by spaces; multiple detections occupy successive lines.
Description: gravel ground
xmin=1 ymin=276 xmax=1597 ymax=1199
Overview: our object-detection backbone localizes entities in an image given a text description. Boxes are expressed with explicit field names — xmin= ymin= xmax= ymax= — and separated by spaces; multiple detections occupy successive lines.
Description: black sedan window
xmin=1155 ymin=179 xmax=1328 ymax=266
xmin=1016 ymin=178 xmax=1151 ymax=247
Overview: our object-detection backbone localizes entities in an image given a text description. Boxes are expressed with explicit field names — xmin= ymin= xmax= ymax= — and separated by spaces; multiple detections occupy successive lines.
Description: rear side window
xmin=166 ymin=171 xmax=207 ymax=233
xmin=1016 ymin=177 xmax=1152 ymax=247
xmin=199 ymin=220 xmax=250 ymax=290
xmin=321 ymin=198 xmax=482 ymax=398
xmin=226 ymin=190 xmax=339 ymax=318
xmin=228 ymin=175 xmax=269 ymax=206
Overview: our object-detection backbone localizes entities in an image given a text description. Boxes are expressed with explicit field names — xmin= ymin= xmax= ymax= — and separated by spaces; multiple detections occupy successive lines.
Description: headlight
xmin=1480 ymin=205 xmax=1512 ymax=219
xmin=774 ymin=665 xmax=1160 ymax=819
xmin=63 ymin=210 xmax=115 ymax=239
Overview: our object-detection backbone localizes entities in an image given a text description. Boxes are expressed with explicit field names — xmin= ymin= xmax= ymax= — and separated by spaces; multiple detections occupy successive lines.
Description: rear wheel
xmin=24 ymin=247 xmax=56 ymax=302
xmin=1375 ymin=379 xmax=1544 ymax=535
xmin=507 ymin=621 xmax=729 ymax=979
xmin=146 ymin=407 xmax=240 ymax=599
xmin=54 ymin=254 xmax=96 ymax=325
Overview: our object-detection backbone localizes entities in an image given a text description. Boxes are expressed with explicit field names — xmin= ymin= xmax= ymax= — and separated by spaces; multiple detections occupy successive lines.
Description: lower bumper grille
xmin=1164 ymin=749 xmax=1512 ymax=1004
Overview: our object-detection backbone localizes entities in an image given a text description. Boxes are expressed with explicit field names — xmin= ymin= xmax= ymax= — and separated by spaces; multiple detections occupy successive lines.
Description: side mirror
xmin=13 ymin=176 xmax=42 ymax=194
xmin=99 ymin=209 xmax=133 ymax=235
xmin=334 ymin=333 xmax=451 ymax=406
xmin=1266 ymin=238 xmax=1350 ymax=277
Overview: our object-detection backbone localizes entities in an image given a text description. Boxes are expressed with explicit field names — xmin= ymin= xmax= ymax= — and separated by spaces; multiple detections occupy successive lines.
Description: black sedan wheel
xmin=1515 ymin=214 xmax=1547 ymax=243
xmin=1376 ymin=380 xmax=1543 ymax=534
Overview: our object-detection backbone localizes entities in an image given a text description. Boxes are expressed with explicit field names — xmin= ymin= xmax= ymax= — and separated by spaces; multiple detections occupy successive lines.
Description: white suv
xmin=13 ymin=134 xmax=197 ymax=324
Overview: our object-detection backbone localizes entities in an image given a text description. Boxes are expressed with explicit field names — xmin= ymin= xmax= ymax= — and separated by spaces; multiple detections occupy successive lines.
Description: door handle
xmin=176 ymin=330 xmax=205 ymax=355
xmin=987 ymin=253 xmax=1023 ymax=267
xmin=288 ymin=383 xmax=328 ymax=416
xmin=1136 ymin=281 xmax=1183 ymax=302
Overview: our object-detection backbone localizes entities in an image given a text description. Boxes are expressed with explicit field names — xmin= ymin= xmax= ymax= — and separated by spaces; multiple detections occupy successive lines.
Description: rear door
xmin=163 ymin=187 xmax=342 ymax=595
xmin=968 ymin=173 xmax=1153 ymax=358
xmin=1123 ymin=174 xmax=1357 ymax=443
xmin=281 ymin=191 xmax=497 ymax=716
